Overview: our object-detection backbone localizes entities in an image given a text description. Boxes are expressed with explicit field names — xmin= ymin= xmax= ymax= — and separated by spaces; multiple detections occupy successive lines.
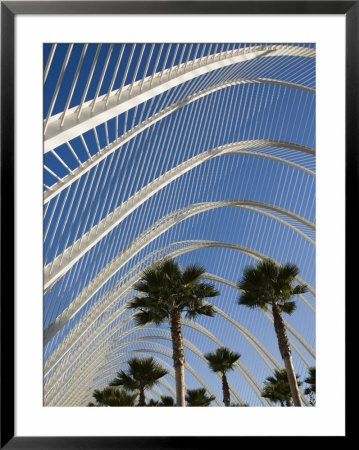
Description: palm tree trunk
xmin=222 ymin=373 xmax=230 ymax=406
xmin=138 ymin=388 xmax=146 ymax=406
xmin=272 ymin=303 xmax=302 ymax=407
xmin=170 ymin=310 xmax=185 ymax=406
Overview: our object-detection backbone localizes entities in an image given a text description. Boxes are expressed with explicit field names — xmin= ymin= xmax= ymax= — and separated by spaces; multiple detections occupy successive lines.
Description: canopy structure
xmin=43 ymin=43 xmax=315 ymax=407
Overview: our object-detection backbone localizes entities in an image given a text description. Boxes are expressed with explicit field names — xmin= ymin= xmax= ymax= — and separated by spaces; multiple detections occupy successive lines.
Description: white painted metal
xmin=44 ymin=153 xmax=315 ymax=290
xmin=44 ymin=79 xmax=315 ymax=202
xmin=44 ymin=45 xmax=315 ymax=152
xmin=44 ymin=201 xmax=315 ymax=344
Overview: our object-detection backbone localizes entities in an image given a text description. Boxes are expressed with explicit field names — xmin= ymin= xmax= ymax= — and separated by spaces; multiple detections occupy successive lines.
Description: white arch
xmin=48 ymin=334 xmax=229 ymax=407
xmin=90 ymin=353 xmax=177 ymax=398
xmin=44 ymin=45 xmax=315 ymax=151
xmin=67 ymin=339 xmax=231 ymax=407
xmin=44 ymin=77 xmax=315 ymax=202
xmin=44 ymin=302 xmax=277 ymax=405
xmin=84 ymin=361 xmax=181 ymax=406
xmin=44 ymin=239 xmax=315 ymax=381
xmin=69 ymin=351 xmax=191 ymax=407
xmin=44 ymin=141 xmax=315 ymax=290
xmin=44 ymin=200 xmax=315 ymax=344
xmin=44 ymin=299 xmax=306 ymax=406
xmin=204 ymin=273 xmax=315 ymax=360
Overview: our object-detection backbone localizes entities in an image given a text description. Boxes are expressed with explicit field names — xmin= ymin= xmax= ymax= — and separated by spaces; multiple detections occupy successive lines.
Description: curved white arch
xmin=55 ymin=350 xmax=182 ymax=406
xmin=53 ymin=325 xmax=266 ymax=407
xmin=48 ymin=334 xmax=233 ymax=407
xmin=87 ymin=339 xmax=246 ymax=407
xmin=83 ymin=374 xmax=172 ymax=407
xmin=67 ymin=350 xmax=211 ymax=407
xmin=204 ymin=273 xmax=315 ymax=360
xmin=44 ymin=201 xmax=315 ymax=343
xmin=44 ymin=300 xmax=278 ymax=404
xmin=44 ymin=140 xmax=315 ymax=290
xmin=91 ymin=354 xmax=177 ymax=397
xmin=83 ymin=358 xmax=185 ymax=406
xmin=44 ymin=267 xmax=312 ymax=407
xmin=67 ymin=339 xmax=233 ymax=407
xmin=44 ymin=77 xmax=315 ymax=202
xmin=44 ymin=239 xmax=315 ymax=381
xmin=45 ymin=297 xmax=307 ymax=407
xmin=44 ymin=45 xmax=315 ymax=151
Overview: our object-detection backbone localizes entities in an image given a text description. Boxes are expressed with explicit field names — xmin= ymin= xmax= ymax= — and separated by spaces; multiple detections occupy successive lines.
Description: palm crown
xmin=127 ymin=259 xmax=219 ymax=325
xmin=91 ymin=387 xmax=137 ymax=407
xmin=237 ymin=258 xmax=307 ymax=407
xmin=110 ymin=357 xmax=167 ymax=406
xmin=205 ymin=347 xmax=241 ymax=375
xmin=185 ymin=388 xmax=216 ymax=406
xmin=262 ymin=368 xmax=302 ymax=406
xmin=237 ymin=259 xmax=308 ymax=313
xmin=127 ymin=259 xmax=219 ymax=406
xmin=110 ymin=357 xmax=167 ymax=391
xmin=204 ymin=346 xmax=240 ymax=407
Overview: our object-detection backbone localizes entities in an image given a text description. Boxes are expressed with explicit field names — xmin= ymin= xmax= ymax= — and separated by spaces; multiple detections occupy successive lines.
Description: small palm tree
xmin=237 ymin=259 xmax=307 ymax=406
xmin=159 ymin=395 xmax=175 ymax=406
xmin=304 ymin=367 xmax=316 ymax=405
xmin=127 ymin=259 xmax=219 ymax=406
xmin=110 ymin=357 xmax=168 ymax=406
xmin=262 ymin=369 xmax=302 ymax=407
xmin=185 ymin=388 xmax=216 ymax=406
xmin=147 ymin=395 xmax=175 ymax=407
xmin=90 ymin=387 xmax=137 ymax=407
xmin=204 ymin=347 xmax=240 ymax=406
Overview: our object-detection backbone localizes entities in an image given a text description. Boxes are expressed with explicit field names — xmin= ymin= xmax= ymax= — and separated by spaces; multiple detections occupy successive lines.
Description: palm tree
xmin=204 ymin=347 xmax=240 ymax=406
xmin=127 ymin=259 xmax=220 ymax=406
xmin=90 ymin=387 xmax=137 ymax=406
xmin=262 ymin=369 xmax=302 ymax=407
xmin=304 ymin=367 xmax=316 ymax=405
xmin=147 ymin=395 xmax=175 ymax=406
xmin=110 ymin=357 xmax=168 ymax=406
xmin=237 ymin=259 xmax=307 ymax=406
xmin=185 ymin=388 xmax=216 ymax=406
xmin=159 ymin=395 xmax=175 ymax=406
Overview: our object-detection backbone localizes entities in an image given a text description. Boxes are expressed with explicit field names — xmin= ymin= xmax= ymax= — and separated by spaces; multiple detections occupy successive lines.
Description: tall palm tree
xmin=204 ymin=347 xmax=241 ymax=406
xmin=304 ymin=367 xmax=316 ymax=405
xmin=127 ymin=259 xmax=219 ymax=406
xmin=185 ymin=388 xmax=216 ymax=406
xmin=90 ymin=387 xmax=138 ymax=406
xmin=110 ymin=357 xmax=168 ymax=406
xmin=237 ymin=259 xmax=308 ymax=406
xmin=262 ymin=369 xmax=302 ymax=407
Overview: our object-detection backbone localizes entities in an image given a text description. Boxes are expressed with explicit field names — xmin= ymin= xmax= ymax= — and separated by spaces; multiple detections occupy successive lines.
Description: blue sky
xmin=43 ymin=43 xmax=315 ymax=407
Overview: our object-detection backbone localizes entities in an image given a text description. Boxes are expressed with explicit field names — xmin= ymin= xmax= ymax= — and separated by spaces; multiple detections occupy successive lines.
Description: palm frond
xmin=185 ymin=388 xmax=216 ymax=406
xmin=204 ymin=347 xmax=241 ymax=374
xmin=181 ymin=264 xmax=206 ymax=284
xmin=184 ymin=303 xmax=215 ymax=320
xmin=292 ymin=284 xmax=308 ymax=296
xmin=278 ymin=300 xmax=297 ymax=315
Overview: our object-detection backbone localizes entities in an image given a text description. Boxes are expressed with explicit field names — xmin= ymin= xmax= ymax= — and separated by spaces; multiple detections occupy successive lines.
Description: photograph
xmin=43 ymin=42 xmax=316 ymax=408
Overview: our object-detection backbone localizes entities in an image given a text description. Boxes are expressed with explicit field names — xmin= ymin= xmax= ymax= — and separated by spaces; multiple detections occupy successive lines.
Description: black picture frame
xmin=1 ymin=1 xmax=353 ymax=447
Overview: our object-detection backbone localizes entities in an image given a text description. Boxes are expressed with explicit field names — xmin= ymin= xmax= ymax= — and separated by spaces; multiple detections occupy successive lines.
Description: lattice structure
xmin=43 ymin=43 xmax=315 ymax=407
